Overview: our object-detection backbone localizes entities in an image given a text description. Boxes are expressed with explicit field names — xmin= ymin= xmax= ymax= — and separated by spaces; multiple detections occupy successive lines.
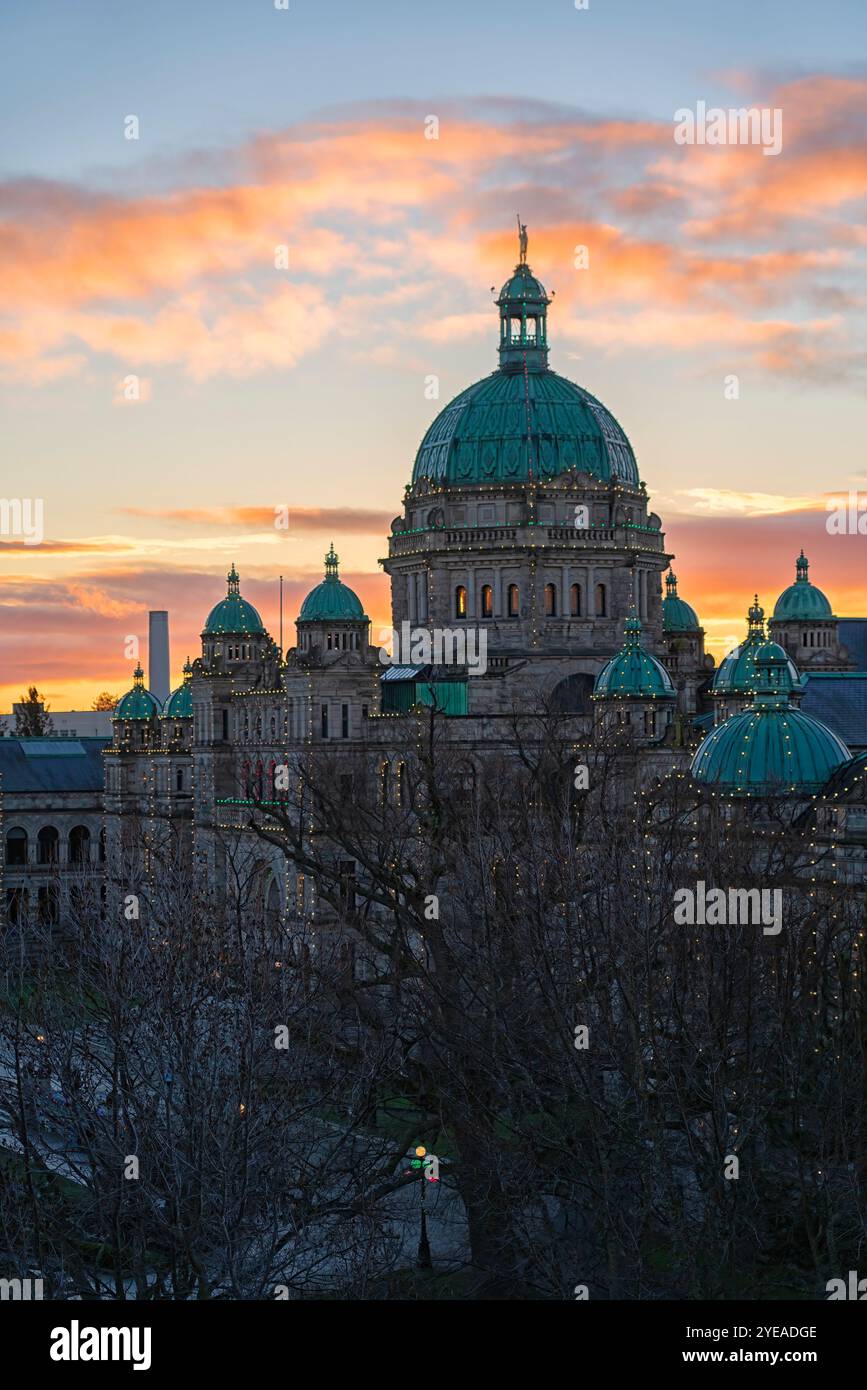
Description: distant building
xmin=0 ymin=737 xmax=108 ymax=924
xmin=0 ymin=708 xmax=114 ymax=739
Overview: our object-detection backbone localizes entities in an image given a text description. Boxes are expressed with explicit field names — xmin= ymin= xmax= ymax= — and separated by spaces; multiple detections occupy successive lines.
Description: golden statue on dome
xmin=516 ymin=214 xmax=528 ymax=264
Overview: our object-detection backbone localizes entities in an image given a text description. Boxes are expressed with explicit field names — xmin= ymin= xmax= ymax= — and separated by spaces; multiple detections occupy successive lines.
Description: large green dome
xmin=115 ymin=665 xmax=162 ymax=720
xmin=692 ymin=647 xmax=850 ymax=796
xmin=412 ymin=370 xmax=639 ymax=488
xmin=412 ymin=248 xmax=638 ymax=489
xmin=298 ymin=545 xmax=367 ymax=623
xmin=662 ymin=571 xmax=700 ymax=633
xmin=773 ymin=551 xmax=833 ymax=620
xmin=204 ymin=565 xmax=265 ymax=635
xmin=593 ymin=617 xmax=676 ymax=701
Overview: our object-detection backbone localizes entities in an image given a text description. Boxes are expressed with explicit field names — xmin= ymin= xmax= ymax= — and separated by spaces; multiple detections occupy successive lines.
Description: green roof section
xmin=115 ymin=664 xmax=162 ymax=720
xmin=662 ymin=570 xmax=700 ymax=633
xmin=298 ymin=544 xmax=368 ymax=623
xmin=593 ymin=616 xmax=676 ymax=701
xmin=163 ymin=658 xmax=193 ymax=719
xmin=713 ymin=598 xmax=801 ymax=696
xmin=773 ymin=551 xmax=833 ymax=620
xmin=692 ymin=646 xmax=851 ymax=796
xmin=381 ymin=677 xmax=468 ymax=716
xmin=203 ymin=564 xmax=266 ymax=635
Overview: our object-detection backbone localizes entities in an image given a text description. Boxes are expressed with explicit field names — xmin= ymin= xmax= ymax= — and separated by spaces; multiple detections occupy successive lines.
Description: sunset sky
xmin=1 ymin=0 xmax=866 ymax=710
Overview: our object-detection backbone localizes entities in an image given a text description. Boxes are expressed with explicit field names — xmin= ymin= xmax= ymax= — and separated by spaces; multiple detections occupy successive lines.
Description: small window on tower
xmin=508 ymin=583 xmax=520 ymax=617
xmin=455 ymin=585 xmax=467 ymax=618
xmin=481 ymin=584 xmax=493 ymax=617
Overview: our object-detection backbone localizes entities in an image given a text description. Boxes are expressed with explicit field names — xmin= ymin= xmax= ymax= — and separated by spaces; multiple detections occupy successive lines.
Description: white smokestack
xmin=148 ymin=610 xmax=170 ymax=706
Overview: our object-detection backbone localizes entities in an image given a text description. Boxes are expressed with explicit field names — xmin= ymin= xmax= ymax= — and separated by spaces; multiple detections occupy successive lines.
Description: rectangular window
xmin=341 ymin=703 xmax=349 ymax=738
xmin=321 ymin=704 xmax=329 ymax=738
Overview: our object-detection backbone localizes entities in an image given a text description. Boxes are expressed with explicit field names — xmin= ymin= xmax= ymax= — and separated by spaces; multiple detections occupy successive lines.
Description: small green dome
xmin=498 ymin=267 xmax=548 ymax=302
xmin=163 ymin=658 xmax=193 ymax=719
xmin=773 ymin=551 xmax=833 ymax=620
xmin=593 ymin=616 xmax=676 ymax=700
xmin=204 ymin=565 xmax=265 ymax=635
xmin=692 ymin=647 xmax=850 ymax=796
xmin=115 ymin=664 xmax=162 ymax=720
xmin=298 ymin=545 xmax=367 ymax=623
xmin=713 ymin=598 xmax=800 ymax=695
xmin=662 ymin=570 xmax=700 ymax=632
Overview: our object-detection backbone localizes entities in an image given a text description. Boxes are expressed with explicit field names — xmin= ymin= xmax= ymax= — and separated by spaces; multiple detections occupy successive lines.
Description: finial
xmin=227 ymin=563 xmax=240 ymax=594
xmin=183 ymin=657 xmax=192 ymax=678
xmin=666 ymin=570 xmax=678 ymax=593
xmin=325 ymin=543 xmax=339 ymax=579
xmin=796 ymin=550 xmax=809 ymax=579
xmin=748 ymin=595 xmax=765 ymax=632
xmin=133 ymin=664 xmax=144 ymax=682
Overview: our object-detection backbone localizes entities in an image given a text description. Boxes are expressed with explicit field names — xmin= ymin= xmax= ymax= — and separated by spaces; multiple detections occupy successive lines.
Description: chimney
xmin=148 ymin=610 xmax=171 ymax=706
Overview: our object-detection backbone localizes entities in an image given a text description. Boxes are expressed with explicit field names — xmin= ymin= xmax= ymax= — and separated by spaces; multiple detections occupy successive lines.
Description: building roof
xmin=692 ymin=647 xmax=851 ymax=796
xmin=593 ymin=616 xmax=676 ymax=701
xmin=772 ymin=551 xmax=833 ymax=620
xmin=0 ymin=737 xmax=109 ymax=794
xmin=163 ymin=658 xmax=193 ymax=719
xmin=203 ymin=565 xmax=265 ymax=636
xmin=713 ymin=598 xmax=801 ymax=695
xmin=115 ymin=665 xmax=162 ymax=720
xmin=837 ymin=618 xmax=867 ymax=669
xmin=412 ymin=252 xmax=639 ymax=489
xmin=298 ymin=545 xmax=367 ymax=623
xmin=799 ymin=672 xmax=867 ymax=749
xmin=662 ymin=570 xmax=700 ymax=632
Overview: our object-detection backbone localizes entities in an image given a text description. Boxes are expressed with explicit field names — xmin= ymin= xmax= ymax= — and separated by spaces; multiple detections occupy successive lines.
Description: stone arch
xmin=69 ymin=824 xmax=91 ymax=865
xmin=5 ymin=825 xmax=27 ymax=866
xmin=550 ymin=672 xmax=595 ymax=715
xmin=37 ymin=825 xmax=59 ymax=865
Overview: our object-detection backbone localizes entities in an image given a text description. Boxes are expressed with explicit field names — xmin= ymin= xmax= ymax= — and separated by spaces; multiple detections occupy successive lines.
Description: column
xmin=586 ymin=565 xmax=595 ymax=618
xmin=467 ymin=567 xmax=476 ymax=618
xmin=495 ymin=567 xmax=504 ymax=618
xmin=561 ymin=564 xmax=570 ymax=620
xmin=406 ymin=573 xmax=417 ymax=624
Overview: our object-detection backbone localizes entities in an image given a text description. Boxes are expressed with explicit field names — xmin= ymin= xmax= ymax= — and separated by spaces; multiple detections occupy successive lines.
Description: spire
xmin=133 ymin=663 xmax=144 ymax=684
xmin=795 ymin=550 xmax=809 ymax=582
xmin=747 ymin=595 xmax=765 ymax=637
xmin=666 ymin=570 xmax=678 ymax=596
xmin=182 ymin=657 xmax=192 ymax=680
xmin=324 ymin=543 xmax=339 ymax=581
xmin=227 ymin=564 xmax=240 ymax=595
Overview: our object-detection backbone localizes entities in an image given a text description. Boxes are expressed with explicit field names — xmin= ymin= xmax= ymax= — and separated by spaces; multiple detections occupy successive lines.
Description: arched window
xmin=6 ymin=827 xmax=27 ymax=866
xmin=37 ymin=826 xmax=59 ymax=865
xmin=508 ymin=583 xmax=519 ymax=617
xmin=68 ymin=825 xmax=90 ymax=865
xmin=545 ymin=583 xmax=557 ymax=616
xmin=455 ymin=585 xmax=467 ymax=618
xmin=481 ymin=584 xmax=493 ymax=618
xmin=595 ymin=583 xmax=607 ymax=617
xmin=570 ymin=583 xmax=581 ymax=617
